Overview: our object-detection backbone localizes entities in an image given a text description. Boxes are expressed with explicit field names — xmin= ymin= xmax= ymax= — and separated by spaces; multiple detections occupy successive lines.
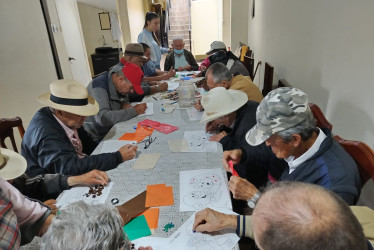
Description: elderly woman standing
xmin=138 ymin=12 xmax=169 ymax=69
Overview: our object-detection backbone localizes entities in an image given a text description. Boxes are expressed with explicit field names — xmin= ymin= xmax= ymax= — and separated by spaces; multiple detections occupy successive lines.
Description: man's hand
xmin=200 ymin=65 xmax=207 ymax=71
xmin=119 ymin=144 xmax=138 ymax=161
xmin=148 ymin=81 xmax=158 ymax=86
xmin=158 ymin=82 xmax=168 ymax=92
xmin=44 ymin=199 xmax=57 ymax=215
xmin=169 ymin=67 xmax=176 ymax=77
xmin=209 ymin=131 xmax=227 ymax=142
xmin=205 ymin=121 xmax=219 ymax=133
xmin=121 ymin=102 xmax=132 ymax=109
xmin=177 ymin=66 xmax=184 ymax=71
xmin=228 ymin=176 xmax=258 ymax=200
xmin=194 ymin=100 xmax=204 ymax=111
xmin=67 ymin=170 xmax=109 ymax=187
xmin=184 ymin=65 xmax=192 ymax=71
xmin=134 ymin=103 xmax=147 ymax=114
xmin=138 ymin=247 xmax=153 ymax=250
xmin=222 ymin=149 xmax=242 ymax=172
xmin=193 ymin=208 xmax=237 ymax=233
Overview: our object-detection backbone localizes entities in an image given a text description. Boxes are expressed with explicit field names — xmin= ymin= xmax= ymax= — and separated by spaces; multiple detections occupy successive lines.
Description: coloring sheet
xmin=186 ymin=107 xmax=203 ymax=121
xmin=56 ymin=182 xmax=113 ymax=209
xmin=168 ymin=208 xmax=239 ymax=250
xmin=167 ymin=81 xmax=180 ymax=91
xmin=138 ymin=102 xmax=154 ymax=116
xmin=99 ymin=140 xmax=136 ymax=153
xmin=179 ymin=168 xmax=232 ymax=212
xmin=132 ymin=236 xmax=169 ymax=250
xmin=182 ymin=131 xmax=217 ymax=152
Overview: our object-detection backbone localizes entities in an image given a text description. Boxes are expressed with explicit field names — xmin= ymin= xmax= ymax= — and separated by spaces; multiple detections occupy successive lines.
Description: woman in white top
xmin=138 ymin=12 xmax=169 ymax=69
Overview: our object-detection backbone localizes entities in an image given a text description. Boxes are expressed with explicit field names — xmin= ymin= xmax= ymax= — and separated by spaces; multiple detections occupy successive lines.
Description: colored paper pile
xmin=145 ymin=184 xmax=174 ymax=207
xmin=119 ymin=125 xmax=153 ymax=143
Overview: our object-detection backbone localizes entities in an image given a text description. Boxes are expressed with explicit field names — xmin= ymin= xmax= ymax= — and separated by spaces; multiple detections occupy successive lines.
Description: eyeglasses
xmin=140 ymin=135 xmax=157 ymax=149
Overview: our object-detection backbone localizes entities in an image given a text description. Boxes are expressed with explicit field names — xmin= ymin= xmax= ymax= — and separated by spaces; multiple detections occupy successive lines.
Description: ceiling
xmin=77 ymin=0 xmax=117 ymax=12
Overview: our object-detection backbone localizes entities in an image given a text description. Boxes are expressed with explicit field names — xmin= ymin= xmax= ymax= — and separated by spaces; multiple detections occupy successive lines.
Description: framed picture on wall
xmin=99 ymin=12 xmax=111 ymax=30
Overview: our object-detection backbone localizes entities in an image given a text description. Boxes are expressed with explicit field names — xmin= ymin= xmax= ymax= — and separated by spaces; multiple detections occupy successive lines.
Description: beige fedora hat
xmin=38 ymin=79 xmax=99 ymax=116
xmin=200 ymin=87 xmax=248 ymax=124
xmin=0 ymin=148 xmax=27 ymax=180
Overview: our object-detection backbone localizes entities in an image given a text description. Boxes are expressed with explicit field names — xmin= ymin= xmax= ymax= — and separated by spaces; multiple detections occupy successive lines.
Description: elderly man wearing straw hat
xmin=222 ymin=87 xmax=361 ymax=207
xmin=0 ymin=148 xmax=54 ymax=246
xmin=21 ymin=79 xmax=137 ymax=178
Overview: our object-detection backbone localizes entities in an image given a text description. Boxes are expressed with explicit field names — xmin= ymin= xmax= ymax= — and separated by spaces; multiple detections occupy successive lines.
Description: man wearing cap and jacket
xmin=22 ymin=80 xmax=137 ymax=177
xmin=223 ymin=87 xmax=361 ymax=206
xmin=84 ymin=63 xmax=147 ymax=142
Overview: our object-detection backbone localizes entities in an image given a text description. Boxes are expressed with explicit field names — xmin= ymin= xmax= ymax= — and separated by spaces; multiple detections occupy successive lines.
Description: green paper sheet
xmin=123 ymin=215 xmax=152 ymax=241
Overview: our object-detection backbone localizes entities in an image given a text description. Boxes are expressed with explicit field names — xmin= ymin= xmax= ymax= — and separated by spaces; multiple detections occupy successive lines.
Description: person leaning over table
xmin=40 ymin=201 xmax=153 ymax=250
xmin=140 ymin=42 xmax=176 ymax=82
xmin=0 ymin=148 xmax=55 ymax=246
xmin=164 ymin=36 xmax=199 ymax=72
xmin=22 ymin=79 xmax=137 ymax=178
xmin=194 ymin=62 xmax=263 ymax=111
xmin=84 ymin=63 xmax=147 ymax=142
xmin=118 ymin=43 xmax=168 ymax=100
xmin=193 ymin=182 xmax=374 ymax=250
xmin=137 ymin=12 xmax=169 ymax=69
xmin=223 ymin=87 xmax=361 ymax=206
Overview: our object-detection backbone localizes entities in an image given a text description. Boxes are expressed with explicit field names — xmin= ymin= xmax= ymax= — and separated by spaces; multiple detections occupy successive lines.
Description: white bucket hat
xmin=206 ymin=41 xmax=227 ymax=55
xmin=200 ymin=87 xmax=248 ymax=124
xmin=38 ymin=79 xmax=99 ymax=116
xmin=0 ymin=148 xmax=27 ymax=180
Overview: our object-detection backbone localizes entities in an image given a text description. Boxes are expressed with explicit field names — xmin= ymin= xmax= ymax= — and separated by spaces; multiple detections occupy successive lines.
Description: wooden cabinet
xmin=91 ymin=51 xmax=120 ymax=76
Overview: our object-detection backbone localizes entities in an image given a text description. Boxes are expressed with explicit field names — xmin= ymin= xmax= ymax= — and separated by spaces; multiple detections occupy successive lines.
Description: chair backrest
xmin=0 ymin=117 xmax=25 ymax=152
xmin=308 ymin=103 xmax=333 ymax=131
xmin=242 ymin=56 xmax=254 ymax=80
xmin=277 ymin=79 xmax=291 ymax=88
xmin=262 ymin=62 xmax=274 ymax=96
xmin=333 ymin=135 xmax=374 ymax=187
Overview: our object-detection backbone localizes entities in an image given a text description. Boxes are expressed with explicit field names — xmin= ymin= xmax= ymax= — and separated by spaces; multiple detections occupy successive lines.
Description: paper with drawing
xmin=182 ymin=131 xmax=217 ymax=152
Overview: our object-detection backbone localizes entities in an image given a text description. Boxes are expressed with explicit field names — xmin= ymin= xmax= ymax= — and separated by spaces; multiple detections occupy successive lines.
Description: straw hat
xmin=200 ymin=87 xmax=248 ymax=123
xmin=38 ymin=79 xmax=99 ymax=116
xmin=0 ymin=148 xmax=27 ymax=180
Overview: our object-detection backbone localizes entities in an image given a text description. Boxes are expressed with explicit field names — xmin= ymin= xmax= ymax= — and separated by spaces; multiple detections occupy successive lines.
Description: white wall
xmin=0 ymin=0 xmax=58 ymax=148
xmin=230 ymin=0 xmax=249 ymax=50
xmin=127 ymin=0 xmax=145 ymax=42
xmin=191 ymin=0 xmax=221 ymax=55
xmin=222 ymin=0 xmax=231 ymax=49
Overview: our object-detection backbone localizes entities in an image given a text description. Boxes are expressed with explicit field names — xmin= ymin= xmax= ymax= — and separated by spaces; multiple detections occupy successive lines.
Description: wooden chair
xmin=0 ymin=117 xmax=25 ymax=152
xmin=262 ymin=62 xmax=274 ymax=96
xmin=242 ymin=56 xmax=254 ymax=80
xmin=334 ymin=135 xmax=374 ymax=187
xmin=308 ymin=103 xmax=333 ymax=131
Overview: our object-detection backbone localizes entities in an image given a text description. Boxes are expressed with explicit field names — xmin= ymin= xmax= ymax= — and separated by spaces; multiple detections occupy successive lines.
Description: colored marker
xmin=228 ymin=160 xmax=239 ymax=176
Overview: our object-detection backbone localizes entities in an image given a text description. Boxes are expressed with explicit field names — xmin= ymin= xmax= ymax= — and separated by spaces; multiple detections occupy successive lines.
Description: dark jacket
xmin=22 ymin=107 xmax=122 ymax=177
xmin=164 ymin=49 xmax=199 ymax=71
xmin=280 ymin=128 xmax=361 ymax=205
xmin=220 ymin=101 xmax=272 ymax=188
xmin=12 ymin=173 xmax=70 ymax=201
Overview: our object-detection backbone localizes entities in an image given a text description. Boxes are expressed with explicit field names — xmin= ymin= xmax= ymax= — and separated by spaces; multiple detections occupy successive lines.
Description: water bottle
xmin=178 ymin=82 xmax=196 ymax=107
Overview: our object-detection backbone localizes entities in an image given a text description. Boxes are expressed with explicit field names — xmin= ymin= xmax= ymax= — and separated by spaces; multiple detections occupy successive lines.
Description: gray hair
xmin=172 ymin=36 xmax=184 ymax=43
xmin=253 ymin=182 xmax=367 ymax=250
xmin=40 ymin=201 xmax=130 ymax=250
xmin=277 ymin=110 xmax=318 ymax=142
xmin=206 ymin=62 xmax=232 ymax=85
xmin=111 ymin=65 xmax=125 ymax=78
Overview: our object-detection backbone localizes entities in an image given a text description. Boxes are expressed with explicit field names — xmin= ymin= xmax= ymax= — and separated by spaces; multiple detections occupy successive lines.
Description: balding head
xmin=252 ymin=182 xmax=367 ymax=250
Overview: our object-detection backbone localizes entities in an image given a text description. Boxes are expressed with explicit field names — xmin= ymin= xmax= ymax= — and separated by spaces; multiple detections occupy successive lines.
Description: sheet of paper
xmin=186 ymin=107 xmax=204 ymax=121
xmin=99 ymin=140 xmax=136 ymax=153
xmin=145 ymin=184 xmax=174 ymax=207
xmin=140 ymin=207 xmax=160 ymax=229
xmin=138 ymin=102 xmax=154 ymax=116
xmin=132 ymin=153 xmax=161 ymax=170
xmin=168 ymin=138 xmax=190 ymax=152
xmin=167 ymin=208 xmax=239 ymax=249
xmin=182 ymin=131 xmax=217 ymax=152
xmin=123 ymin=215 xmax=152 ymax=241
xmin=132 ymin=236 xmax=169 ymax=250
xmin=167 ymin=81 xmax=180 ymax=90
xmin=57 ymin=182 xmax=113 ymax=210
xmin=179 ymin=168 xmax=232 ymax=212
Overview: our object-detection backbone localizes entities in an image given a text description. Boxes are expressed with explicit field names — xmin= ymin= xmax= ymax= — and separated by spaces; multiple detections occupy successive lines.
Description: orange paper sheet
xmin=145 ymin=184 xmax=174 ymax=207
xmin=140 ymin=208 xmax=160 ymax=229
xmin=118 ymin=125 xmax=154 ymax=143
